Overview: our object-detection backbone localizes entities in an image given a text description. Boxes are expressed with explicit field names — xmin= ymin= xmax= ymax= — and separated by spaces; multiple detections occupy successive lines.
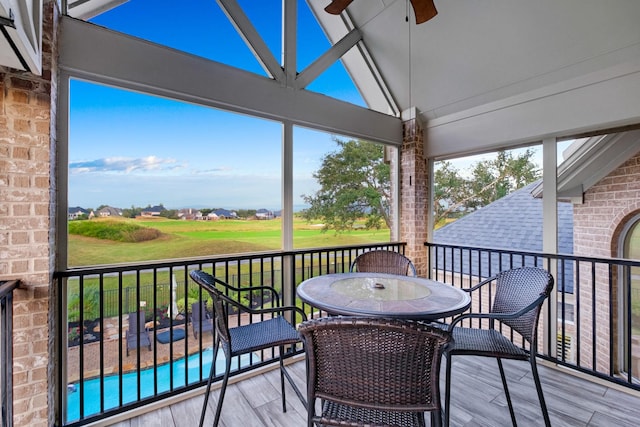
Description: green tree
xmin=302 ymin=138 xmax=390 ymax=232
xmin=434 ymin=149 xmax=540 ymax=225
xmin=303 ymin=141 xmax=540 ymax=231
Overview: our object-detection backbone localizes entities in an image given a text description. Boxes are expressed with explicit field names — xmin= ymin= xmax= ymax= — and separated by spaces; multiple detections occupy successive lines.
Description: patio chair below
xmin=125 ymin=311 xmax=152 ymax=357
xmin=190 ymin=301 xmax=213 ymax=339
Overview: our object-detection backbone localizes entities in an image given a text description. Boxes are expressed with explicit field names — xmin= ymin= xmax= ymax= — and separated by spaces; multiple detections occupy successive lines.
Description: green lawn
xmin=68 ymin=217 xmax=390 ymax=266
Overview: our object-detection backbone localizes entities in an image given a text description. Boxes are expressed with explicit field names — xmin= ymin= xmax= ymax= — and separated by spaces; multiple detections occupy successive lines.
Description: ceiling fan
xmin=324 ymin=0 xmax=438 ymax=24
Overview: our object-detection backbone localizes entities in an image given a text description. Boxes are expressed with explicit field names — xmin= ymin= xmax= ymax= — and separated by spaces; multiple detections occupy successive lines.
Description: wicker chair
xmin=299 ymin=316 xmax=451 ymax=427
xmin=125 ymin=311 xmax=151 ymax=357
xmin=443 ymin=267 xmax=554 ymax=427
xmin=190 ymin=301 xmax=213 ymax=339
xmin=189 ymin=270 xmax=307 ymax=427
xmin=349 ymin=250 xmax=417 ymax=276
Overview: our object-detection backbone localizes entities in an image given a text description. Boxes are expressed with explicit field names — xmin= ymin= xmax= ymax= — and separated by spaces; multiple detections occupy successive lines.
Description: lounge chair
xmin=125 ymin=311 xmax=152 ymax=357
xmin=190 ymin=301 xmax=213 ymax=339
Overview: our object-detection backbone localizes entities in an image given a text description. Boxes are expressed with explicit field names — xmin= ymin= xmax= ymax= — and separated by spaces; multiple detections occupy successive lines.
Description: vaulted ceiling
xmin=308 ymin=0 xmax=640 ymax=158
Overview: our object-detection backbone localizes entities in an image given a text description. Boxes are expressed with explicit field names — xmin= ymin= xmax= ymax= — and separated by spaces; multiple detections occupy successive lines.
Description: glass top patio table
xmin=297 ymin=272 xmax=471 ymax=320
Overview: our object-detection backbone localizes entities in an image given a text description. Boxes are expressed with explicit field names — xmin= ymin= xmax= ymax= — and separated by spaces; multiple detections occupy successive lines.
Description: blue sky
xmin=68 ymin=0 xmax=364 ymax=210
xmin=67 ymin=1 xmax=571 ymax=212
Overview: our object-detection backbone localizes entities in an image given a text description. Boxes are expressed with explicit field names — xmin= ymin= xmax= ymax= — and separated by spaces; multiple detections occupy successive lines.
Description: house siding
xmin=0 ymin=1 xmax=58 ymax=426
xmin=573 ymin=150 xmax=640 ymax=376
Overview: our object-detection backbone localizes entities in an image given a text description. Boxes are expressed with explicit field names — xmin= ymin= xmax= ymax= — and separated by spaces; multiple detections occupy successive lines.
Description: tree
xmin=302 ymin=140 xmax=540 ymax=231
xmin=434 ymin=149 xmax=540 ymax=226
xmin=302 ymin=138 xmax=390 ymax=232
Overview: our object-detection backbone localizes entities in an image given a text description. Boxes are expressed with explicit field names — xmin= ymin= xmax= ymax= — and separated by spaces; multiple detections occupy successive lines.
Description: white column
xmin=542 ymin=138 xmax=558 ymax=358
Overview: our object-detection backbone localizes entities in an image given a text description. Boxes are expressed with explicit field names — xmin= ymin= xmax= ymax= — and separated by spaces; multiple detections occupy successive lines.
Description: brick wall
xmin=0 ymin=1 xmax=58 ymax=425
xmin=573 ymin=150 xmax=640 ymax=374
xmin=400 ymin=114 xmax=428 ymax=275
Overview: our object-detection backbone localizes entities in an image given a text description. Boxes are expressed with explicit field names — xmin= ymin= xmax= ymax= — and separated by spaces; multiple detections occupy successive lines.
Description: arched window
xmin=619 ymin=213 xmax=640 ymax=382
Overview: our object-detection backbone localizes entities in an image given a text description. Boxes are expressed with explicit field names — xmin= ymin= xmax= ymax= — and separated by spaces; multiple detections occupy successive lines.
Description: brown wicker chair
xmin=189 ymin=270 xmax=307 ymax=427
xmin=299 ymin=316 xmax=451 ymax=427
xmin=443 ymin=267 xmax=554 ymax=427
xmin=349 ymin=250 xmax=417 ymax=276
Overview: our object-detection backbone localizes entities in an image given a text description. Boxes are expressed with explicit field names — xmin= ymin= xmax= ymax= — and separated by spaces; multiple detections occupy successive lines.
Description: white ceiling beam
xmin=282 ymin=0 xmax=296 ymax=86
xmin=295 ymin=28 xmax=362 ymax=90
xmin=59 ymin=17 xmax=402 ymax=145
xmin=216 ymin=0 xmax=285 ymax=82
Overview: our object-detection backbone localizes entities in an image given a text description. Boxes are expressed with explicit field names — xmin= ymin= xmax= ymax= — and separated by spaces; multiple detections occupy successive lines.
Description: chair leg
xmin=497 ymin=358 xmax=517 ymax=426
xmin=443 ymin=354 xmax=452 ymax=427
xmin=211 ymin=356 xmax=232 ymax=427
xmin=279 ymin=346 xmax=287 ymax=413
xmin=431 ymin=410 xmax=443 ymax=427
xmin=200 ymin=340 xmax=222 ymax=427
xmin=530 ymin=355 xmax=551 ymax=427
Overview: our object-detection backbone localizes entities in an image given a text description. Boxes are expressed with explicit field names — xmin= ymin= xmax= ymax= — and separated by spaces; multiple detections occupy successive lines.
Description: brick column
xmin=0 ymin=2 xmax=58 ymax=426
xmin=400 ymin=109 xmax=428 ymax=276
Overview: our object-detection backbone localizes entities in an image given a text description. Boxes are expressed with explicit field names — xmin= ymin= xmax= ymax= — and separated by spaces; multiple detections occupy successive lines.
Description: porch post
xmin=542 ymin=138 xmax=558 ymax=358
xmin=400 ymin=108 xmax=428 ymax=276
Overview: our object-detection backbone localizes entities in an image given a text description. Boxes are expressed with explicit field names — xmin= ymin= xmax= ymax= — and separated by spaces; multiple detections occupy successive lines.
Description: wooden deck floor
xmin=108 ymin=356 xmax=640 ymax=427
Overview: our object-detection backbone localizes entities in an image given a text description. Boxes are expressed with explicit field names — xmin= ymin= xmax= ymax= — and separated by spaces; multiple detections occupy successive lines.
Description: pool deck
xmin=66 ymin=316 xmax=214 ymax=383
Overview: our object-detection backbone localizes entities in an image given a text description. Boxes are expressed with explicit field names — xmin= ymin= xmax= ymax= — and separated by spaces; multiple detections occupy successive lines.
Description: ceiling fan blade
xmin=411 ymin=0 xmax=438 ymax=24
xmin=325 ymin=0 xmax=354 ymax=15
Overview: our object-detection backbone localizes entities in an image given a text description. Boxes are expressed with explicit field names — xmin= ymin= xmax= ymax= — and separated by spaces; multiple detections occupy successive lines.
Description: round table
xmin=297 ymin=272 xmax=471 ymax=320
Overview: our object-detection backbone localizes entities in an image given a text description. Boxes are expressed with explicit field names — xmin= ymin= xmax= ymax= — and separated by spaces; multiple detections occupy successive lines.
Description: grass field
xmin=68 ymin=216 xmax=390 ymax=266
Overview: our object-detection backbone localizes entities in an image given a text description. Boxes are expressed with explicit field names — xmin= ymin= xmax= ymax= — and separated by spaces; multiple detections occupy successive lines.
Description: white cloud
xmin=69 ymin=156 xmax=181 ymax=174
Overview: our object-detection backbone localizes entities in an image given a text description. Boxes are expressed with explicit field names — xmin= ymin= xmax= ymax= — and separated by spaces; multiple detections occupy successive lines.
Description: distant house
xmin=97 ymin=206 xmax=123 ymax=217
xmin=255 ymin=209 xmax=274 ymax=220
xmin=177 ymin=208 xmax=200 ymax=220
xmin=68 ymin=207 xmax=89 ymax=220
xmin=213 ymin=209 xmax=237 ymax=219
xmin=141 ymin=205 xmax=165 ymax=217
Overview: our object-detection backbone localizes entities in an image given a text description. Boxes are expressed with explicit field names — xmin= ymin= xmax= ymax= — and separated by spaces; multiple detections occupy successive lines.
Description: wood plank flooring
xmin=108 ymin=356 xmax=640 ymax=426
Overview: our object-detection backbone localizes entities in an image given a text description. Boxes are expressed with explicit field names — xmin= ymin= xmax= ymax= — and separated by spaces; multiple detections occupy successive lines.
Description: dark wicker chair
xmin=299 ymin=316 xmax=451 ymax=427
xmin=125 ymin=311 xmax=151 ymax=357
xmin=443 ymin=267 xmax=554 ymax=427
xmin=349 ymin=250 xmax=417 ymax=276
xmin=190 ymin=301 xmax=213 ymax=339
xmin=189 ymin=270 xmax=307 ymax=427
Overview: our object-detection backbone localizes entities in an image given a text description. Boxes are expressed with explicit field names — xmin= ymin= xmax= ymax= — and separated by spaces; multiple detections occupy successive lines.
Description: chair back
xmin=189 ymin=270 xmax=231 ymax=347
xmin=350 ymin=250 xmax=417 ymax=276
xmin=491 ymin=267 xmax=554 ymax=343
xmin=191 ymin=301 xmax=208 ymax=322
xmin=128 ymin=311 xmax=145 ymax=334
xmin=299 ymin=316 xmax=451 ymax=413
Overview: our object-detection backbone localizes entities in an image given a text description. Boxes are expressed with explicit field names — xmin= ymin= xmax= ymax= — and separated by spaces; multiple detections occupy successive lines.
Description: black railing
xmin=1 ymin=279 xmax=21 ymax=427
xmin=426 ymin=242 xmax=640 ymax=393
xmin=54 ymin=242 xmax=406 ymax=426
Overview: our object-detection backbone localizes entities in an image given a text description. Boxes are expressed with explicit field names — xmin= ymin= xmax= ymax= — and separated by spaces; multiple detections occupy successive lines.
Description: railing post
xmin=1 ymin=280 xmax=20 ymax=427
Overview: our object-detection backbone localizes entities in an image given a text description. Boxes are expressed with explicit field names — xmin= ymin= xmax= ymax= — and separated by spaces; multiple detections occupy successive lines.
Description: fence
xmin=55 ymin=242 xmax=407 ymax=426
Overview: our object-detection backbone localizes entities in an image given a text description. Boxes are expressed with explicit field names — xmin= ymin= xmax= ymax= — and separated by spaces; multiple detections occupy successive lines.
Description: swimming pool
xmin=66 ymin=348 xmax=252 ymax=422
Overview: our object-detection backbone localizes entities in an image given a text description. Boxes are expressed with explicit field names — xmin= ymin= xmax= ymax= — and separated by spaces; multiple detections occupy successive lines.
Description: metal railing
xmin=426 ymin=242 xmax=640 ymax=393
xmin=1 ymin=279 xmax=22 ymax=427
xmin=54 ymin=242 xmax=407 ymax=426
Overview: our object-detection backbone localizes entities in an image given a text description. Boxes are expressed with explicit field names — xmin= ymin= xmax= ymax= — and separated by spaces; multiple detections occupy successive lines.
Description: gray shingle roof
xmin=433 ymin=181 xmax=574 ymax=292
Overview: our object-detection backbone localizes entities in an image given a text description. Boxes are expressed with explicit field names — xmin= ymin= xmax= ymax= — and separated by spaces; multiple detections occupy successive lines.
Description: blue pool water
xmin=66 ymin=348 xmax=252 ymax=422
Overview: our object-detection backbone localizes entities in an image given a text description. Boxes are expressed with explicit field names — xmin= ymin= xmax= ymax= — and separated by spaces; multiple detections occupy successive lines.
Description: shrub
xmin=68 ymin=220 xmax=162 ymax=243
xmin=67 ymin=286 xmax=101 ymax=323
